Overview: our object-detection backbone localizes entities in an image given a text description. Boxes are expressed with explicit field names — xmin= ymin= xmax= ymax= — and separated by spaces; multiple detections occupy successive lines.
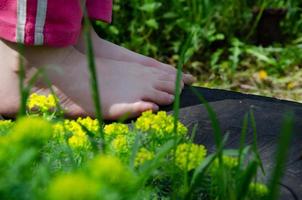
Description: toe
xmin=106 ymin=101 xmax=159 ymax=120
xmin=154 ymin=80 xmax=183 ymax=94
xmin=143 ymin=89 xmax=174 ymax=105
xmin=183 ymin=73 xmax=196 ymax=85
xmin=140 ymin=57 xmax=176 ymax=74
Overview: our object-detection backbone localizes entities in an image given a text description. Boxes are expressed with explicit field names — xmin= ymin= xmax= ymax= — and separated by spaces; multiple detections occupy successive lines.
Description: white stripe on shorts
xmin=34 ymin=0 xmax=47 ymax=45
xmin=16 ymin=0 xmax=27 ymax=43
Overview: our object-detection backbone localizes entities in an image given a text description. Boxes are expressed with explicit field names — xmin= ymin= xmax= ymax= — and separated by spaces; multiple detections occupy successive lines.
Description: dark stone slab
xmin=161 ymin=86 xmax=302 ymax=200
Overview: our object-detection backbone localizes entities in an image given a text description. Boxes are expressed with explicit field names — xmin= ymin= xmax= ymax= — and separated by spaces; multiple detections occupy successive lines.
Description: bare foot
xmin=74 ymin=29 xmax=196 ymax=85
xmin=0 ymin=39 xmax=86 ymax=118
xmin=4 ymin=40 xmax=182 ymax=120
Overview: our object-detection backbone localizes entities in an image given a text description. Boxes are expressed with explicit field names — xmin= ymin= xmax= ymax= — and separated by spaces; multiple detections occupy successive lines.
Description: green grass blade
xmin=190 ymin=153 xmax=217 ymax=189
xmin=267 ymin=112 xmax=294 ymax=200
xmin=236 ymin=160 xmax=258 ymax=200
xmin=83 ymin=10 xmax=105 ymax=152
xmin=249 ymin=110 xmax=265 ymax=174
xmin=190 ymin=87 xmax=223 ymax=161
xmin=237 ymin=113 xmax=249 ymax=171
xmin=173 ymin=33 xmax=194 ymax=136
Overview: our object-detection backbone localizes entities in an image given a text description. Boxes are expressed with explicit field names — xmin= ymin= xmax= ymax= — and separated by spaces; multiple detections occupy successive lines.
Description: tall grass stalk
xmin=237 ymin=113 xmax=249 ymax=170
xmin=190 ymin=87 xmax=223 ymax=161
xmin=190 ymin=87 xmax=226 ymax=199
xmin=172 ymin=34 xmax=193 ymax=138
xmin=83 ymin=10 xmax=105 ymax=152
xmin=249 ymin=110 xmax=265 ymax=174
xmin=267 ymin=112 xmax=294 ymax=200
xmin=170 ymin=32 xmax=194 ymax=199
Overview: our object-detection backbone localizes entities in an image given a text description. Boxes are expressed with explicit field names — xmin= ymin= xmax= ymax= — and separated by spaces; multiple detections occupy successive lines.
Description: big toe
xmin=105 ymin=101 xmax=159 ymax=120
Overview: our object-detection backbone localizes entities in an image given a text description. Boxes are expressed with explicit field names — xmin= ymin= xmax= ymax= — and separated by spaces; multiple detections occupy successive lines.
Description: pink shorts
xmin=0 ymin=0 xmax=112 ymax=47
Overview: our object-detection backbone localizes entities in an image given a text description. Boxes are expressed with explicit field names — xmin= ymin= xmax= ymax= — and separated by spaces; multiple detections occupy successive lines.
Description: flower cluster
xmin=135 ymin=111 xmax=188 ymax=139
xmin=104 ymin=122 xmax=129 ymax=137
xmin=175 ymin=143 xmax=207 ymax=171
xmin=62 ymin=119 xmax=91 ymax=150
xmin=135 ymin=148 xmax=155 ymax=167
xmin=27 ymin=93 xmax=57 ymax=113
xmin=52 ymin=118 xmax=99 ymax=150
xmin=111 ymin=135 xmax=130 ymax=154
xmin=77 ymin=117 xmax=99 ymax=134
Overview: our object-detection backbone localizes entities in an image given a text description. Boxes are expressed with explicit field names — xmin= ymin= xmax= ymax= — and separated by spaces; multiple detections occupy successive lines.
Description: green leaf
xmin=163 ymin=12 xmax=178 ymax=19
xmin=139 ymin=2 xmax=162 ymax=13
xmin=109 ymin=26 xmax=119 ymax=35
xmin=146 ymin=19 xmax=159 ymax=29
xmin=236 ymin=160 xmax=258 ymax=200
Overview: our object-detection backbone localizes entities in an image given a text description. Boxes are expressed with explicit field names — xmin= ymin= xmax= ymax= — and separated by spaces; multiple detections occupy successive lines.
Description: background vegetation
xmin=94 ymin=0 xmax=302 ymax=102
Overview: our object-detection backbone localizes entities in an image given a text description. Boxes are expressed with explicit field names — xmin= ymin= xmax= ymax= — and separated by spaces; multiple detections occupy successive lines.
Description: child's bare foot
xmin=0 ymin=40 xmax=86 ymax=118
xmin=75 ymin=29 xmax=196 ymax=85
xmin=4 ymin=41 xmax=182 ymax=119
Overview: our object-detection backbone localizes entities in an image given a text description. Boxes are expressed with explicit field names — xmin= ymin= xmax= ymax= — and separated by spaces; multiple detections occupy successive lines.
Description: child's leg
xmin=74 ymin=29 xmax=196 ymax=85
xmin=4 ymin=40 xmax=178 ymax=119
xmin=0 ymin=39 xmax=21 ymax=116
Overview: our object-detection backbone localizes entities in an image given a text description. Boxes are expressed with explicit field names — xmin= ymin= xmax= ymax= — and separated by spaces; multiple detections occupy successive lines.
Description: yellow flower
xmin=27 ymin=93 xmax=57 ymax=112
xmin=64 ymin=120 xmax=91 ymax=150
xmin=68 ymin=134 xmax=90 ymax=150
xmin=104 ymin=123 xmax=129 ymax=137
xmin=134 ymin=148 xmax=154 ymax=167
xmin=111 ymin=135 xmax=129 ymax=153
xmin=52 ymin=122 xmax=65 ymax=139
xmin=135 ymin=111 xmax=187 ymax=138
xmin=134 ymin=110 xmax=154 ymax=132
xmin=175 ymin=143 xmax=207 ymax=171
xmin=48 ymin=173 xmax=99 ymax=200
xmin=77 ymin=117 xmax=99 ymax=133
xmin=258 ymin=70 xmax=268 ymax=81
xmin=249 ymin=182 xmax=269 ymax=198
xmin=64 ymin=120 xmax=85 ymax=135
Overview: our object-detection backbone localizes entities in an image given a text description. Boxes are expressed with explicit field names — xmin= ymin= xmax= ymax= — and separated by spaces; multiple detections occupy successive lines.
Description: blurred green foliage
xmin=94 ymin=0 xmax=301 ymax=61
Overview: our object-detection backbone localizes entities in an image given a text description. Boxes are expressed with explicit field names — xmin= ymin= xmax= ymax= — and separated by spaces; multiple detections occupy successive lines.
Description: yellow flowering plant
xmin=27 ymin=93 xmax=60 ymax=118
xmin=0 ymin=93 xmax=272 ymax=200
